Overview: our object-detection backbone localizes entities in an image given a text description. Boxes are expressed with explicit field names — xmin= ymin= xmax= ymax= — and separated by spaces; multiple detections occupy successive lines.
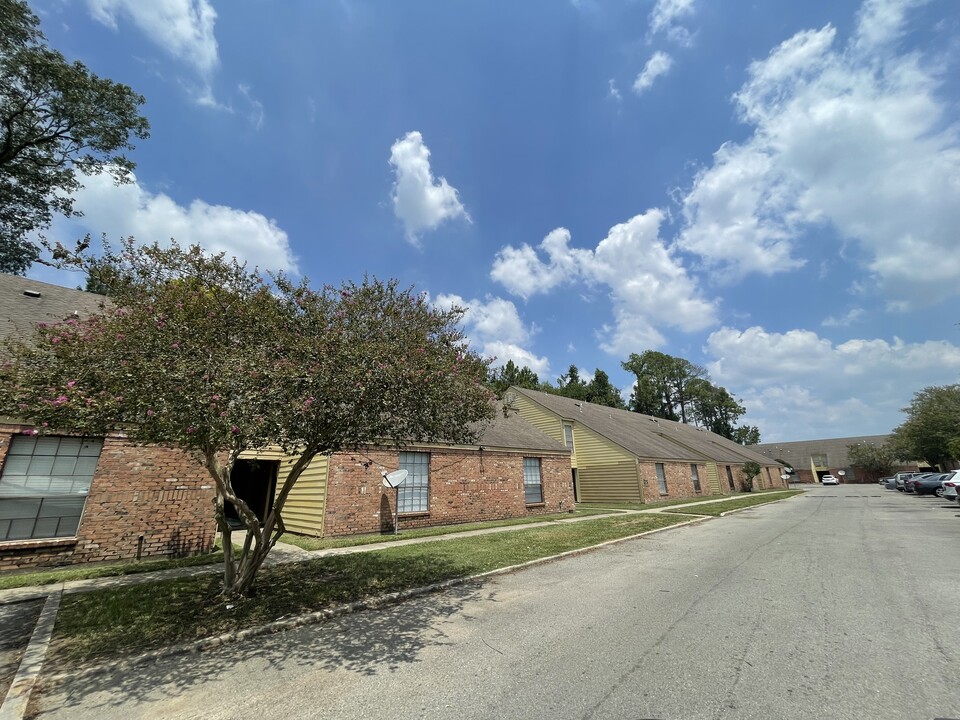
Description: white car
xmin=941 ymin=473 xmax=960 ymax=501
xmin=821 ymin=474 xmax=839 ymax=485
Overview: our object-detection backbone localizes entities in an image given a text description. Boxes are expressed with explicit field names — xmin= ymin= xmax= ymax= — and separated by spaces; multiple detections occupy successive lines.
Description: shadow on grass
xmin=32 ymin=554 xmax=490 ymax=717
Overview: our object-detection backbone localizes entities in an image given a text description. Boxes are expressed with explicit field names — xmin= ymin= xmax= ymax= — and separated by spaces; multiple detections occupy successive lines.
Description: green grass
xmin=279 ymin=508 xmax=613 ymax=550
xmin=0 ymin=552 xmax=224 ymax=591
xmin=49 ymin=512 xmax=690 ymax=666
xmin=664 ymin=491 xmax=804 ymax=516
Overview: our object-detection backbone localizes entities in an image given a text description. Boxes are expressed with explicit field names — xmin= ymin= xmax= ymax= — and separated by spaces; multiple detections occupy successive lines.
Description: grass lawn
xmin=49 ymin=512 xmax=691 ymax=666
xmin=0 ymin=552 xmax=224 ymax=591
xmin=664 ymin=491 xmax=804 ymax=516
xmin=279 ymin=508 xmax=613 ymax=551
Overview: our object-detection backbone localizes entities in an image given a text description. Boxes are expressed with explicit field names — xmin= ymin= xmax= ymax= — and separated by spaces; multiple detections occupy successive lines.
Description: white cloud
xmin=705 ymin=325 xmax=960 ymax=440
xmin=238 ymin=84 xmax=264 ymax=131
xmin=607 ymin=79 xmax=623 ymax=103
xmin=649 ymin=0 xmax=696 ymax=45
xmin=87 ymin=1 xmax=219 ymax=84
xmin=434 ymin=294 xmax=548 ymax=374
xmin=822 ymin=308 xmax=866 ymax=327
xmin=389 ymin=131 xmax=469 ymax=245
xmin=67 ymin=172 xmax=298 ymax=274
xmin=491 ymin=210 xmax=716 ymax=355
xmin=633 ymin=52 xmax=674 ymax=95
xmin=677 ymin=4 xmax=960 ymax=307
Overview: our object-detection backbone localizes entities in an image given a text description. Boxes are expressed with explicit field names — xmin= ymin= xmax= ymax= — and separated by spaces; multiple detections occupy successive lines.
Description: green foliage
xmin=731 ymin=425 xmax=761 ymax=445
xmin=622 ymin=350 xmax=754 ymax=440
xmin=846 ymin=442 xmax=898 ymax=475
xmin=583 ymin=368 xmax=627 ymax=410
xmin=487 ymin=359 xmax=541 ymax=395
xmin=0 ymin=239 xmax=495 ymax=594
xmin=555 ymin=364 xmax=588 ymax=401
xmin=890 ymin=385 xmax=960 ymax=467
xmin=741 ymin=461 xmax=761 ymax=492
xmin=0 ymin=0 xmax=149 ymax=274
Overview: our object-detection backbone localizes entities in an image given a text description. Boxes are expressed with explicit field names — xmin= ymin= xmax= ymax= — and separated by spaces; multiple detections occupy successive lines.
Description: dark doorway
xmin=571 ymin=469 xmax=579 ymax=503
xmin=226 ymin=459 xmax=279 ymax=526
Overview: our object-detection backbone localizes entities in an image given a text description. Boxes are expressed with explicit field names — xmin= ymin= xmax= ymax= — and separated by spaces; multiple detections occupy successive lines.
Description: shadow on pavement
xmin=30 ymin=573 xmax=491 ymax=718
xmin=1 ymin=598 xmax=44 ymax=700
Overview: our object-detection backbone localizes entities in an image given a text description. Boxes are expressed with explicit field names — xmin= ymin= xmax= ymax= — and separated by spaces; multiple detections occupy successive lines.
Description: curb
xmin=0 ymin=590 xmax=61 ymax=720
xmin=43 ymin=514 xmax=709 ymax=684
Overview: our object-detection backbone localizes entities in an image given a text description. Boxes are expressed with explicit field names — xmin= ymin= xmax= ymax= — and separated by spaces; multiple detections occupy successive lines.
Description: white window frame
xmin=655 ymin=463 xmax=668 ymax=495
xmin=523 ymin=457 xmax=544 ymax=504
xmin=398 ymin=452 xmax=430 ymax=514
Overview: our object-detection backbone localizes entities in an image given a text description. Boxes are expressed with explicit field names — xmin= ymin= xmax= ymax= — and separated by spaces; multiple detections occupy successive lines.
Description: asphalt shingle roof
xmin=0 ymin=274 xmax=107 ymax=349
xmin=512 ymin=387 xmax=780 ymax=466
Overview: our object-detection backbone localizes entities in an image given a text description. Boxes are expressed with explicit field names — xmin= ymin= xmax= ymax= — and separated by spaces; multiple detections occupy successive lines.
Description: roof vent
xmin=22 ymin=290 xmax=41 ymax=298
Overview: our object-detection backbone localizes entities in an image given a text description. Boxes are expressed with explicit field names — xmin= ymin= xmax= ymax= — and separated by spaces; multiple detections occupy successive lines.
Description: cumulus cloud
xmin=705 ymin=325 xmax=960 ymax=440
xmin=67 ymin=172 xmax=298 ymax=274
xmin=822 ymin=308 xmax=866 ymax=328
xmin=648 ymin=0 xmax=696 ymax=44
xmin=491 ymin=210 xmax=716 ymax=354
xmin=389 ymin=131 xmax=469 ymax=245
xmin=677 ymin=4 xmax=960 ymax=307
xmin=87 ymin=0 xmax=219 ymax=102
xmin=633 ymin=52 xmax=674 ymax=95
xmin=434 ymin=294 xmax=549 ymax=374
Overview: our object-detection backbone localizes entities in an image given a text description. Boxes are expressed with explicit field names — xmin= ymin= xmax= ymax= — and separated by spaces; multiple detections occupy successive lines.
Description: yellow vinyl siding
xmin=281 ymin=455 xmax=328 ymax=536
xmin=571 ymin=425 xmax=635 ymax=467
xmin=577 ymin=461 xmax=642 ymax=502
xmin=512 ymin=394 xmax=572 ymax=465
xmin=706 ymin=462 xmax=721 ymax=493
xmin=239 ymin=448 xmax=329 ymax=536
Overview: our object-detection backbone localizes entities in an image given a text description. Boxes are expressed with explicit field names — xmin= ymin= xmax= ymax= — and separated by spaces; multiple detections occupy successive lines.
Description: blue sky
xmin=27 ymin=0 xmax=960 ymax=442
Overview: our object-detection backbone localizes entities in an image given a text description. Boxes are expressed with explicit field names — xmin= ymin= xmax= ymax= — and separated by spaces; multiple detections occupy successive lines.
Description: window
xmin=690 ymin=464 xmax=701 ymax=493
xmin=655 ymin=463 xmax=668 ymax=494
xmin=563 ymin=423 xmax=574 ymax=451
xmin=523 ymin=457 xmax=543 ymax=504
xmin=398 ymin=452 xmax=429 ymax=513
xmin=725 ymin=465 xmax=735 ymax=491
xmin=0 ymin=435 xmax=102 ymax=541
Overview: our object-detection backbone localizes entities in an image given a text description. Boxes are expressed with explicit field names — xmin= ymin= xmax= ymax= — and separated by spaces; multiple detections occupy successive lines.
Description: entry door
xmin=227 ymin=459 xmax=280 ymax=525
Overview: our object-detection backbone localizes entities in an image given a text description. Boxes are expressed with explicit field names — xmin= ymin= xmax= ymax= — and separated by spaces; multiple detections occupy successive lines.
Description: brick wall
xmin=639 ymin=461 xmax=708 ymax=503
xmin=0 ymin=424 xmax=216 ymax=571
xmin=322 ymin=447 xmax=573 ymax=537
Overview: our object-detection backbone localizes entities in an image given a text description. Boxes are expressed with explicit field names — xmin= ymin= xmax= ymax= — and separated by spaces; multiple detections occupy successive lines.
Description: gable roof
xmin=0 ymin=274 xmax=107 ymax=348
xmin=752 ymin=434 xmax=892 ymax=468
xmin=510 ymin=387 xmax=779 ymax=466
xmin=470 ymin=404 xmax=570 ymax=454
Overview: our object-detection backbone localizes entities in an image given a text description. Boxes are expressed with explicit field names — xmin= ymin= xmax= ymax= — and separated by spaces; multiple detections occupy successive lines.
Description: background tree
xmin=555 ymin=364 xmax=588 ymax=401
xmin=622 ymin=351 xmax=680 ymax=420
xmin=487 ymin=360 xmax=540 ymax=396
xmin=890 ymin=385 xmax=960 ymax=467
xmin=583 ymin=369 xmax=627 ymax=410
xmin=731 ymin=425 xmax=761 ymax=445
xmin=0 ymin=0 xmax=149 ymax=274
xmin=0 ymin=239 xmax=494 ymax=596
xmin=741 ymin=461 xmax=761 ymax=492
xmin=847 ymin=442 xmax=898 ymax=478
xmin=687 ymin=379 xmax=746 ymax=439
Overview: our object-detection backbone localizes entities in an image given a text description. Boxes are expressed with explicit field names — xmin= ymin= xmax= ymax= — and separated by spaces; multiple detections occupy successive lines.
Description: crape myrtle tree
xmin=0 ymin=239 xmax=495 ymax=596
xmin=846 ymin=442 xmax=898 ymax=478
xmin=0 ymin=0 xmax=149 ymax=274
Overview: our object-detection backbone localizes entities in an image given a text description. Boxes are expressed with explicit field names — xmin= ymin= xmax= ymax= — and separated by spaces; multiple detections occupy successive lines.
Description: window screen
xmin=398 ymin=452 xmax=429 ymax=513
xmin=690 ymin=464 xmax=701 ymax=492
xmin=0 ymin=436 xmax=102 ymax=541
xmin=563 ymin=423 xmax=574 ymax=450
xmin=655 ymin=463 xmax=668 ymax=494
xmin=524 ymin=457 xmax=543 ymax=504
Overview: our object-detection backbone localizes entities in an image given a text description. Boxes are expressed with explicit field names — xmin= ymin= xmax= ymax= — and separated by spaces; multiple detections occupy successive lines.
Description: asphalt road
xmin=32 ymin=486 xmax=960 ymax=720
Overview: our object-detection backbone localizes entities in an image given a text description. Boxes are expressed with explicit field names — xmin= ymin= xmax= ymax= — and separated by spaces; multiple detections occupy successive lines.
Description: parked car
xmin=878 ymin=476 xmax=893 ymax=485
xmin=883 ymin=477 xmax=899 ymax=490
xmin=912 ymin=473 xmax=950 ymax=496
xmin=903 ymin=472 xmax=938 ymax=493
xmin=943 ymin=475 xmax=960 ymax=502
xmin=821 ymin=474 xmax=839 ymax=485
xmin=895 ymin=472 xmax=922 ymax=491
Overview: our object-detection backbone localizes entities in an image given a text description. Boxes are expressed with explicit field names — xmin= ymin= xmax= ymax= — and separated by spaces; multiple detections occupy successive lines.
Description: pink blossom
xmin=171 ymin=342 xmax=180 ymax=350
xmin=186 ymin=426 xmax=195 ymax=434
xmin=52 ymin=395 xmax=69 ymax=406
xmin=146 ymin=409 xmax=155 ymax=417
xmin=220 ymin=411 xmax=228 ymax=417
xmin=231 ymin=426 xmax=240 ymax=434
xmin=51 ymin=337 xmax=60 ymax=344
xmin=211 ymin=394 xmax=221 ymax=401
xmin=66 ymin=380 xmax=77 ymax=388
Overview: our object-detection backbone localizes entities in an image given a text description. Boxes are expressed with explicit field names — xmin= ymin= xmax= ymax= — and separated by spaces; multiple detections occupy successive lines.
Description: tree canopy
xmin=890 ymin=384 xmax=960 ymax=467
xmin=0 ymin=0 xmax=149 ymax=274
xmin=0 ymin=239 xmax=495 ymax=595
xmin=846 ymin=442 xmax=898 ymax=477
xmin=487 ymin=359 xmax=541 ymax=395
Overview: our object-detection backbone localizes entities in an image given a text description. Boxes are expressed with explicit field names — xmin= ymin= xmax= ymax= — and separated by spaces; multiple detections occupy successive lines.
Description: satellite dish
xmin=837 ymin=470 xmax=846 ymax=476
xmin=780 ymin=474 xmax=790 ymax=480
xmin=382 ymin=469 xmax=408 ymax=488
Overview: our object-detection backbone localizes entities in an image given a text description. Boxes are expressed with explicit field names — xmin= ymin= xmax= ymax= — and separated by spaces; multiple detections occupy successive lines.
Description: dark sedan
xmin=911 ymin=473 xmax=950 ymax=496
xmin=903 ymin=473 xmax=937 ymax=493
